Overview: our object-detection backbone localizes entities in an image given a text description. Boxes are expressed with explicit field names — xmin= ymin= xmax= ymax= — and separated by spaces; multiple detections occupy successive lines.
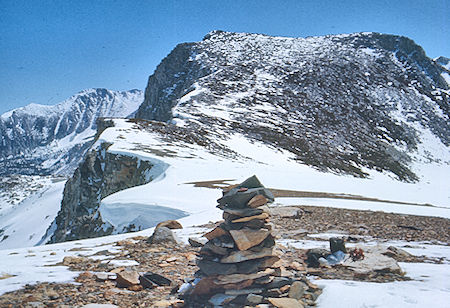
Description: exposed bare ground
xmin=185 ymin=179 xmax=442 ymax=208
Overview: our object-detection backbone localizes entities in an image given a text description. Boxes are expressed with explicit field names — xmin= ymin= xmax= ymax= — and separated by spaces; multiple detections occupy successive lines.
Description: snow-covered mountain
xmin=2 ymin=31 xmax=449 ymax=247
xmin=0 ymin=88 xmax=143 ymax=176
xmin=136 ymin=31 xmax=449 ymax=182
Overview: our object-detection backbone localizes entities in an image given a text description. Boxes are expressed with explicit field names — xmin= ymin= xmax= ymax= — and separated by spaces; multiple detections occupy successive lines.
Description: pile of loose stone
xmin=180 ymin=176 xmax=321 ymax=307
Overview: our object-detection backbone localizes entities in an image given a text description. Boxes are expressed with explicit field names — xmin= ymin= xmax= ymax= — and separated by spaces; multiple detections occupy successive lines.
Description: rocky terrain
xmin=44 ymin=142 xmax=161 ymax=244
xmin=0 ymin=203 xmax=447 ymax=307
xmin=136 ymin=31 xmax=449 ymax=182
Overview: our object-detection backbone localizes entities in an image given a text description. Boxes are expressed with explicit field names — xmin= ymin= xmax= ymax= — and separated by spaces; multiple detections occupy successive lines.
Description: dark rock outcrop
xmin=44 ymin=141 xmax=156 ymax=243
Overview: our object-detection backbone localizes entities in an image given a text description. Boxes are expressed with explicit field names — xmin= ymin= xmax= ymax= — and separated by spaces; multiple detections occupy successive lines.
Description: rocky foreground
xmin=0 ymin=203 xmax=448 ymax=307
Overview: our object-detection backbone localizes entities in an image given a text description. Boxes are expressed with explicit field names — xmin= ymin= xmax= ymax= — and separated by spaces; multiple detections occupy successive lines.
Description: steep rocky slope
xmin=44 ymin=141 xmax=159 ymax=243
xmin=0 ymin=88 xmax=143 ymax=176
xmin=136 ymin=31 xmax=449 ymax=181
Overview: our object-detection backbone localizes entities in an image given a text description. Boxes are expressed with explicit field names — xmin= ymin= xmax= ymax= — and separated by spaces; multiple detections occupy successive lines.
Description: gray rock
xmin=208 ymin=293 xmax=236 ymax=306
xmin=147 ymin=227 xmax=181 ymax=245
xmin=247 ymin=293 xmax=264 ymax=304
xmin=198 ymin=260 xmax=237 ymax=275
xmin=266 ymin=277 xmax=292 ymax=289
xmin=188 ymin=237 xmax=207 ymax=247
xmin=289 ymin=281 xmax=306 ymax=299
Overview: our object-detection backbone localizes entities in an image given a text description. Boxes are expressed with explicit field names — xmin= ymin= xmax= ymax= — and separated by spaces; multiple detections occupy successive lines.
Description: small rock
xmin=116 ymin=270 xmax=140 ymax=287
xmin=247 ymin=194 xmax=269 ymax=208
xmin=221 ymin=247 xmax=274 ymax=263
xmin=268 ymin=297 xmax=304 ymax=308
xmin=232 ymin=212 xmax=269 ymax=223
xmin=229 ymin=228 xmax=271 ymax=251
xmin=266 ymin=277 xmax=291 ymax=289
xmin=289 ymin=281 xmax=306 ymax=299
xmin=188 ymin=237 xmax=207 ymax=247
xmin=247 ymin=294 xmax=263 ymax=304
xmin=110 ymin=267 xmax=125 ymax=274
xmin=141 ymin=272 xmax=172 ymax=286
xmin=139 ymin=275 xmax=156 ymax=289
xmin=45 ymin=289 xmax=59 ymax=300
xmin=95 ymin=272 xmax=109 ymax=281
xmin=153 ymin=299 xmax=184 ymax=307
xmin=156 ymin=220 xmax=183 ymax=230
xmin=208 ymin=293 xmax=236 ymax=306
xmin=147 ymin=227 xmax=181 ymax=245
xmin=203 ymin=226 xmax=228 ymax=240
xmin=62 ymin=256 xmax=86 ymax=265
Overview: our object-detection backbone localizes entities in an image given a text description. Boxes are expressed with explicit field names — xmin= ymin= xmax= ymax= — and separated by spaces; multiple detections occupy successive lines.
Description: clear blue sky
xmin=0 ymin=0 xmax=448 ymax=114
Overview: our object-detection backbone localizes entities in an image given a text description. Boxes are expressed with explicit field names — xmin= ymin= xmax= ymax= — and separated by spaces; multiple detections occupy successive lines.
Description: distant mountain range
xmin=0 ymin=88 xmax=143 ymax=175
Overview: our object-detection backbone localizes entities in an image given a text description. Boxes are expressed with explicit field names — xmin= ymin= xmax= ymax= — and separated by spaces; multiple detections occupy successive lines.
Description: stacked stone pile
xmin=181 ymin=176 xmax=320 ymax=307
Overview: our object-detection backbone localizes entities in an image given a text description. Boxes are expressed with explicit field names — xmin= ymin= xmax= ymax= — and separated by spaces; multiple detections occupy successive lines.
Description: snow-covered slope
xmin=44 ymin=118 xmax=449 ymax=244
xmin=0 ymin=176 xmax=66 ymax=249
xmin=0 ymin=88 xmax=143 ymax=175
xmin=136 ymin=31 xmax=449 ymax=182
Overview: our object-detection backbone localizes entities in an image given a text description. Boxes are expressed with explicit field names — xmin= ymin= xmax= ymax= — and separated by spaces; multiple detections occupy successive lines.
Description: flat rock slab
xmin=248 ymin=194 xmax=269 ymax=208
xmin=221 ymin=247 xmax=274 ymax=263
xmin=203 ymin=226 xmax=228 ymax=240
xmin=198 ymin=260 xmax=238 ymax=275
xmin=232 ymin=212 xmax=269 ymax=223
xmin=215 ymin=268 xmax=275 ymax=285
xmin=268 ymin=297 xmax=305 ymax=308
xmin=342 ymin=246 xmax=402 ymax=274
xmin=223 ymin=207 xmax=263 ymax=217
xmin=229 ymin=228 xmax=271 ymax=250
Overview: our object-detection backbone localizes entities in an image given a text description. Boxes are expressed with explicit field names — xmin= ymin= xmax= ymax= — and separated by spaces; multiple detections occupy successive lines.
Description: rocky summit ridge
xmin=136 ymin=30 xmax=449 ymax=181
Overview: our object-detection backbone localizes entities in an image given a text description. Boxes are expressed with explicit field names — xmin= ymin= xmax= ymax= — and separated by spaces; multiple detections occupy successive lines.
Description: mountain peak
xmin=135 ymin=31 xmax=449 ymax=182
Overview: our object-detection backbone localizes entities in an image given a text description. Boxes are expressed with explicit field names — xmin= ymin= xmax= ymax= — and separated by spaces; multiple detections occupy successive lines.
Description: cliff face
xmin=135 ymin=31 xmax=449 ymax=182
xmin=45 ymin=142 xmax=157 ymax=243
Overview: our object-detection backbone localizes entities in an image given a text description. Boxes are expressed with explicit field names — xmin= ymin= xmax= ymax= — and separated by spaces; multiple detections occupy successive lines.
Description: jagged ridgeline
xmin=0 ymin=89 xmax=143 ymax=176
xmin=135 ymin=31 xmax=449 ymax=182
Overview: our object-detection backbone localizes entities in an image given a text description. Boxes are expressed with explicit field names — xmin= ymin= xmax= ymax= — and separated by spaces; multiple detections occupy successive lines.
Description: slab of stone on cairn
xmin=179 ymin=175 xmax=318 ymax=307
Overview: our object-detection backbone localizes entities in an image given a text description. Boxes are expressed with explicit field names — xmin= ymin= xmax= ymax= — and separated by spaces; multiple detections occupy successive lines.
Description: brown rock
xmin=215 ymin=268 xmax=274 ymax=285
xmin=229 ymin=228 xmax=271 ymax=251
xmin=75 ymin=271 xmax=93 ymax=282
xmin=116 ymin=270 xmax=140 ymax=288
xmin=62 ymin=256 xmax=86 ymax=266
xmin=232 ymin=212 xmax=269 ymax=223
xmin=248 ymin=194 xmax=269 ymax=208
xmin=288 ymin=281 xmax=306 ymax=299
xmin=191 ymin=277 xmax=220 ymax=295
xmin=156 ymin=220 xmax=183 ymax=230
xmin=128 ymin=284 xmax=143 ymax=291
xmin=259 ymin=256 xmax=281 ymax=268
xmin=288 ymin=261 xmax=305 ymax=272
xmin=153 ymin=299 xmax=184 ymax=307
xmin=222 ymin=279 xmax=254 ymax=290
xmin=203 ymin=226 xmax=228 ymax=240
xmin=268 ymin=297 xmax=305 ymax=308
xmin=110 ymin=267 xmax=125 ymax=274
xmin=221 ymin=247 xmax=274 ymax=263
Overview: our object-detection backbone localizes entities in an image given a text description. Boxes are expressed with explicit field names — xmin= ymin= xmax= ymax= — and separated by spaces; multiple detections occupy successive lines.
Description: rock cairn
xmin=181 ymin=176 xmax=317 ymax=307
